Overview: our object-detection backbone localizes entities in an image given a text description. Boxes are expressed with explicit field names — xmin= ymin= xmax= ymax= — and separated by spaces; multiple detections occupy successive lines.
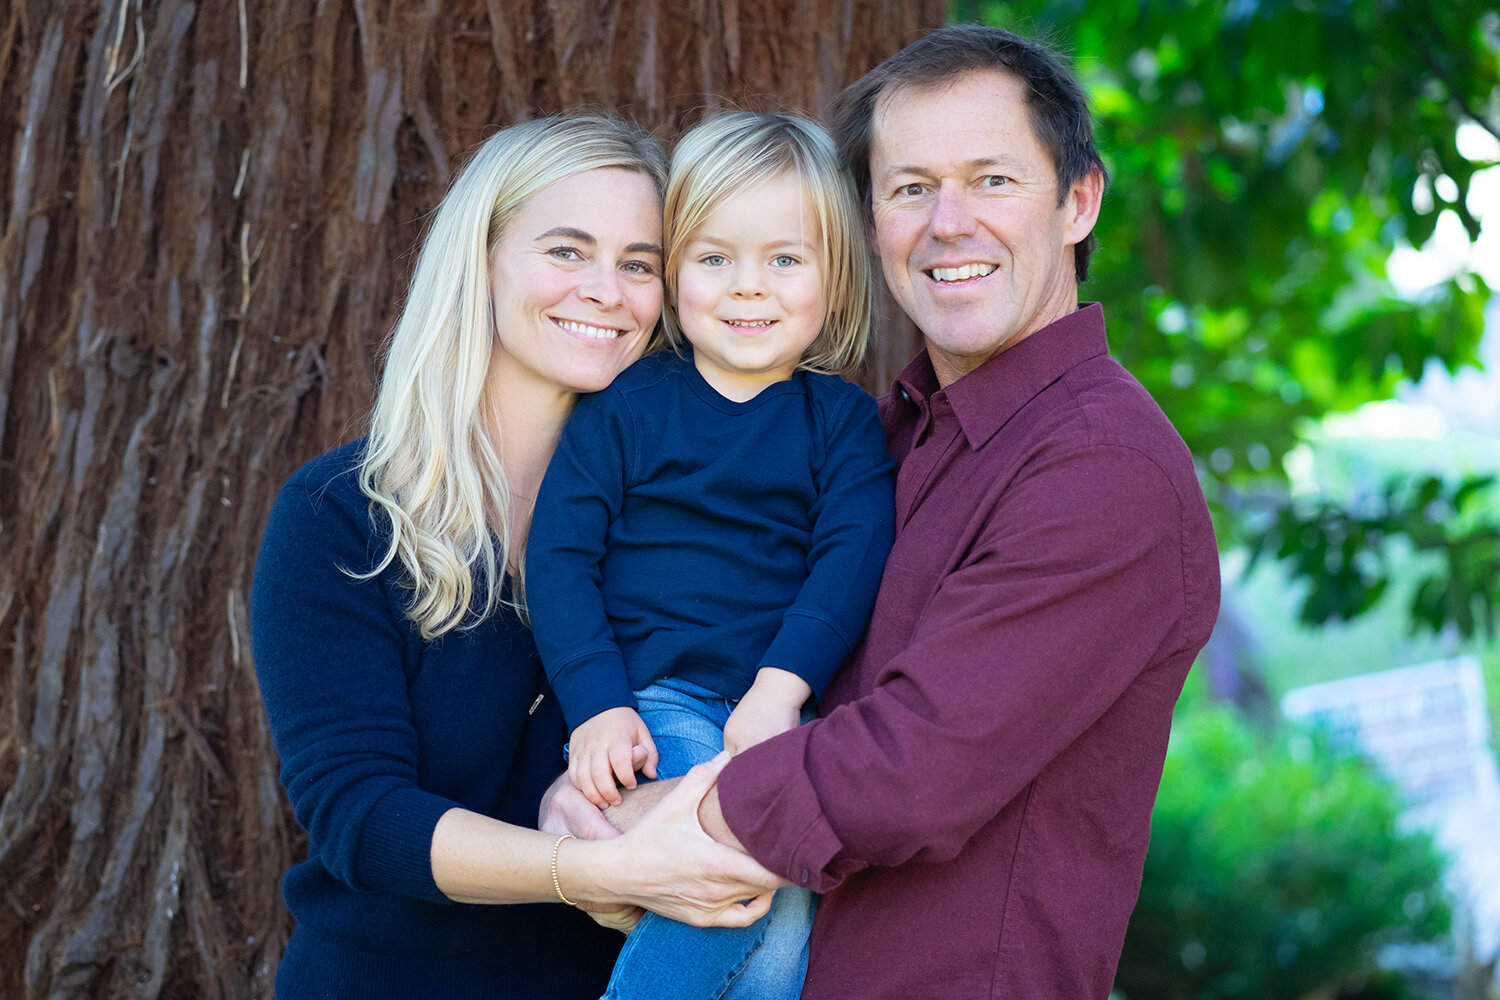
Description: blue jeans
xmin=602 ymin=679 xmax=815 ymax=1000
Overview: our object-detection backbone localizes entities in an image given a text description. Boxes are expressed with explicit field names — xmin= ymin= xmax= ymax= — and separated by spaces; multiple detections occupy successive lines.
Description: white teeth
xmin=929 ymin=263 xmax=997 ymax=282
xmin=727 ymin=319 xmax=774 ymax=327
xmin=557 ymin=319 xmax=621 ymax=339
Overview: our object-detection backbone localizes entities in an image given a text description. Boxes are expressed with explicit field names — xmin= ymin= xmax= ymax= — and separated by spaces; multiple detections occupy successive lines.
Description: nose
xmin=929 ymin=181 xmax=977 ymax=242
xmin=729 ymin=262 xmax=767 ymax=299
xmin=580 ymin=261 xmax=625 ymax=308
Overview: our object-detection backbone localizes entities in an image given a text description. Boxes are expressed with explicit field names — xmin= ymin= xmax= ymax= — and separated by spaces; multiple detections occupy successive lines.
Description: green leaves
xmin=1114 ymin=705 xmax=1451 ymax=999
xmin=1248 ymin=474 xmax=1500 ymax=638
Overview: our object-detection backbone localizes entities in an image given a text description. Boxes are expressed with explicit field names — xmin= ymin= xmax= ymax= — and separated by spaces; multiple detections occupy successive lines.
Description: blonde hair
xmin=358 ymin=114 xmax=667 ymax=639
xmin=660 ymin=111 xmax=873 ymax=376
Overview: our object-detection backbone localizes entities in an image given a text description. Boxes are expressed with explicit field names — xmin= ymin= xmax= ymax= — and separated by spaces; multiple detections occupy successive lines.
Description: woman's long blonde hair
xmin=357 ymin=115 xmax=667 ymax=639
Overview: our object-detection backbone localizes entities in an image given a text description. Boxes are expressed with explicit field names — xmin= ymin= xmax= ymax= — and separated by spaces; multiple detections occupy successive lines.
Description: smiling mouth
xmin=555 ymin=318 xmax=623 ymax=340
xmin=927 ymin=264 xmax=998 ymax=283
xmin=724 ymin=319 xmax=776 ymax=330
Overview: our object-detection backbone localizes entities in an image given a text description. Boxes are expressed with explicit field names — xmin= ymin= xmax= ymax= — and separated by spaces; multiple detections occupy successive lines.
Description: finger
xmin=673 ymin=750 xmax=731 ymax=801
xmin=609 ymin=744 xmax=638 ymax=791
xmin=638 ymin=732 xmax=659 ymax=780
xmin=592 ymin=753 xmax=623 ymax=807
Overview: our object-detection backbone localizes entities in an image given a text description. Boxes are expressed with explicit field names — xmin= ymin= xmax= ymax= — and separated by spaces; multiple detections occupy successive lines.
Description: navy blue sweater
xmin=251 ymin=441 xmax=619 ymax=998
xmin=527 ymin=352 xmax=896 ymax=731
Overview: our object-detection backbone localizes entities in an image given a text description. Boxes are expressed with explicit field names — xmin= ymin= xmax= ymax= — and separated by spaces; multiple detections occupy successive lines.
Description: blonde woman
xmin=526 ymin=111 xmax=895 ymax=1000
xmin=251 ymin=115 xmax=780 ymax=1000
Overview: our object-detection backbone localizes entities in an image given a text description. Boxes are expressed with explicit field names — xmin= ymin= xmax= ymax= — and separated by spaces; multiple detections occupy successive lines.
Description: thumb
xmin=671 ymin=750 xmax=731 ymax=808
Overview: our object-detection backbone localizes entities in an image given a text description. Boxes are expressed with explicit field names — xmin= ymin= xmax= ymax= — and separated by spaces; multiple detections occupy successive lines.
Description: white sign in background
xmin=1282 ymin=656 xmax=1500 ymax=966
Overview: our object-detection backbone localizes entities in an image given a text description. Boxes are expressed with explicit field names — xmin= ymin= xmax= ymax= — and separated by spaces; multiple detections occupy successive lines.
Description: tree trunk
xmin=0 ymin=1 xmax=941 ymax=996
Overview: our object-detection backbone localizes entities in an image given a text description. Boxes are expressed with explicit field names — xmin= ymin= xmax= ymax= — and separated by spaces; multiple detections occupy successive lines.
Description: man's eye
xmin=982 ymin=175 xmax=1008 ymax=188
xmin=898 ymin=183 xmax=925 ymax=197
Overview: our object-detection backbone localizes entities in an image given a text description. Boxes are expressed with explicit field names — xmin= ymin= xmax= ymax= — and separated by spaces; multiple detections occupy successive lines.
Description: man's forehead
xmin=869 ymin=69 xmax=1040 ymax=171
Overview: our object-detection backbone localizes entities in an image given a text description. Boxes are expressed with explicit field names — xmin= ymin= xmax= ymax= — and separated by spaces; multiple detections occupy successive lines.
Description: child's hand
xmin=569 ymin=707 xmax=658 ymax=807
xmin=723 ymin=668 xmax=813 ymax=756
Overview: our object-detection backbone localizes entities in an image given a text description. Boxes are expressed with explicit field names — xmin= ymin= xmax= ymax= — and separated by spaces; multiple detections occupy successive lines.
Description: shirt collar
xmin=890 ymin=303 xmax=1109 ymax=450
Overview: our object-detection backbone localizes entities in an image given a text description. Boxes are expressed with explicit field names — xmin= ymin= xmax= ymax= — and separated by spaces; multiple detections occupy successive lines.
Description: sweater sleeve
xmin=250 ymin=477 xmax=456 ymax=904
xmin=718 ymin=444 xmax=1204 ymax=892
xmin=758 ymin=387 xmax=896 ymax=698
xmin=526 ymin=391 xmax=638 ymax=730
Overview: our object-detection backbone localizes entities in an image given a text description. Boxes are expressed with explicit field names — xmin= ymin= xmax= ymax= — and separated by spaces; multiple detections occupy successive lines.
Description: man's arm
xmin=715 ymin=443 xmax=1214 ymax=891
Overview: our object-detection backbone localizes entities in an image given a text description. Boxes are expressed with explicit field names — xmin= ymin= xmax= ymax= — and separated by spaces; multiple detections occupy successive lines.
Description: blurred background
xmin=1 ymin=0 xmax=1495 ymax=997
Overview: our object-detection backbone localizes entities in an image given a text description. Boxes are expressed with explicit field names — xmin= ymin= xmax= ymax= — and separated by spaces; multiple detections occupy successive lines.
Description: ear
xmin=1062 ymin=168 xmax=1104 ymax=248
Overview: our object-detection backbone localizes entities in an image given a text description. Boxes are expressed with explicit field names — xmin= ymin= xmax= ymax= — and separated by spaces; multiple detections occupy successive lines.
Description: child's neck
xmin=692 ymin=353 xmax=797 ymax=403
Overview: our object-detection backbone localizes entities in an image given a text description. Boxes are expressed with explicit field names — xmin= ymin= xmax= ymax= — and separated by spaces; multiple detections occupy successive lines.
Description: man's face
xmin=869 ymin=70 xmax=1101 ymax=386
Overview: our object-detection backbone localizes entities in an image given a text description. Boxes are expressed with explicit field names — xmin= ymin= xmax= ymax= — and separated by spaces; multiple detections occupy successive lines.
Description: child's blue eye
xmin=771 ymin=255 xmax=799 ymax=268
xmin=701 ymin=253 xmax=728 ymax=267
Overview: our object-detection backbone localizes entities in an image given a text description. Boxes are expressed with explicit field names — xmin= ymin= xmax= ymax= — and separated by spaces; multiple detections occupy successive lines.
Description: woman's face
xmin=488 ymin=168 xmax=663 ymax=398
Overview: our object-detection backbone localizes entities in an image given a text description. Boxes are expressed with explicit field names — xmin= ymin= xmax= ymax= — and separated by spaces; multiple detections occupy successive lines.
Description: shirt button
xmin=800 ymin=868 xmax=810 ymax=884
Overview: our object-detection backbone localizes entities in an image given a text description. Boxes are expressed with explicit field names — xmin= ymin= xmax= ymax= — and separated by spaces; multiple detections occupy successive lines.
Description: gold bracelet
xmin=551 ymin=834 xmax=576 ymax=906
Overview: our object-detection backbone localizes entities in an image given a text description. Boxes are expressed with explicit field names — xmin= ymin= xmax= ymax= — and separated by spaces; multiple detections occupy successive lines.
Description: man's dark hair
xmin=833 ymin=23 xmax=1109 ymax=281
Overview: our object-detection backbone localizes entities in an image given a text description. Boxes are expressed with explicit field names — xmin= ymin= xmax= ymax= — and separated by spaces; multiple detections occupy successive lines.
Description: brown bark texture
xmin=0 ymin=0 xmax=942 ymax=996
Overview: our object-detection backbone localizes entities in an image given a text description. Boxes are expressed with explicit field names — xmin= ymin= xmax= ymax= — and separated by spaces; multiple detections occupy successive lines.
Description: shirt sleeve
xmin=250 ymin=479 xmax=456 ymax=904
xmin=717 ymin=443 xmax=1201 ymax=892
xmin=525 ymin=391 xmax=638 ymax=731
xmin=758 ymin=388 xmax=896 ymax=699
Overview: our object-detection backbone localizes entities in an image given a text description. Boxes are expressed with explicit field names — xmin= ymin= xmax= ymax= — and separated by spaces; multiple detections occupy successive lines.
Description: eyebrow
xmin=881 ymin=155 xmax=1023 ymax=178
xmin=536 ymin=226 xmax=662 ymax=256
xmin=690 ymin=234 xmax=816 ymax=250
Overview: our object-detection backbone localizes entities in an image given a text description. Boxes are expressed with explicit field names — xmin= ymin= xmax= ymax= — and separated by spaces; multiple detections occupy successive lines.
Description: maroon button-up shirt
xmin=718 ymin=304 xmax=1220 ymax=999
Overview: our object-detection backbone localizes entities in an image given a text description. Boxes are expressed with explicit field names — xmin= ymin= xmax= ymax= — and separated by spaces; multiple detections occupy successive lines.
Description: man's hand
xmin=723 ymin=667 xmax=812 ymax=756
xmin=569 ymin=706 xmax=659 ymax=807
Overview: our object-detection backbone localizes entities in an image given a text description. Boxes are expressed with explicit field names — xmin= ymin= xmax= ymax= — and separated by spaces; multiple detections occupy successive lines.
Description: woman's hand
xmin=565 ymin=753 xmax=787 ymax=928
xmin=569 ymin=707 xmax=659 ymax=807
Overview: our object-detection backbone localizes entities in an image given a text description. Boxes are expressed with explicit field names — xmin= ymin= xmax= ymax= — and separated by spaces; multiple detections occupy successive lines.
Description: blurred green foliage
xmin=1114 ymin=704 xmax=1451 ymax=999
xmin=1249 ymin=474 xmax=1500 ymax=638
xmin=950 ymin=0 xmax=1500 ymax=637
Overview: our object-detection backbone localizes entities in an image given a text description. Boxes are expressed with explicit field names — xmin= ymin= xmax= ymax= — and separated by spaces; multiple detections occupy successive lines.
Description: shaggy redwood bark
xmin=0 ymin=1 xmax=940 ymax=996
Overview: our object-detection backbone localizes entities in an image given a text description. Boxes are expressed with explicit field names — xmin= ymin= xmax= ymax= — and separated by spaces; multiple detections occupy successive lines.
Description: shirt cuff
xmin=548 ymin=651 xmax=639 ymax=730
xmin=355 ymin=786 xmax=457 ymax=903
xmin=716 ymin=724 xmax=852 ymax=894
xmin=758 ymin=613 xmax=852 ymax=701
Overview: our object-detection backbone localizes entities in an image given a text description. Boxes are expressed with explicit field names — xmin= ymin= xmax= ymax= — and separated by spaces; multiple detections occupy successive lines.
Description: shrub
xmin=1114 ymin=704 xmax=1451 ymax=999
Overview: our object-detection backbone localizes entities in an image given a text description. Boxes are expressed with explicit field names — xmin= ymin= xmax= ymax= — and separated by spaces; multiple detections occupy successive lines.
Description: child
xmin=526 ymin=111 xmax=895 ymax=1000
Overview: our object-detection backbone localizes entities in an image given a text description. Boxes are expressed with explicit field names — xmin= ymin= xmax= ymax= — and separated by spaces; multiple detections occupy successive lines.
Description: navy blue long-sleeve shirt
xmin=527 ymin=351 xmax=896 ymax=732
xmin=251 ymin=441 xmax=620 ymax=998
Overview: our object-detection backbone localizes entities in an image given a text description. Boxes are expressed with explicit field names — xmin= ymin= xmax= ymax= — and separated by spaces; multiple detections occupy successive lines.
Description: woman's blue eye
xmin=622 ymin=260 xmax=657 ymax=276
xmin=549 ymin=247 xmax=582 ymax=260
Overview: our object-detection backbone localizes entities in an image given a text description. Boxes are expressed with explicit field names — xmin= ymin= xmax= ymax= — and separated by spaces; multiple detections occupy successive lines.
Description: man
xmin=565 ymin=24 xmax=1221 ymax=999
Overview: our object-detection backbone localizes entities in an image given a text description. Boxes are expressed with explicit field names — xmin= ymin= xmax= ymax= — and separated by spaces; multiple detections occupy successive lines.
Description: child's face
xmin=675 ymin=172 xmax=826 ymax=401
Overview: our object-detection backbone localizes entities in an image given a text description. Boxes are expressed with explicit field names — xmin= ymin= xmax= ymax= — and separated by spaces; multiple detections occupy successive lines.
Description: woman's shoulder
xmin=274 ymin=438 xmax=372 ymax=523
xmin=281 ymin=438 xmax=367 ymax=491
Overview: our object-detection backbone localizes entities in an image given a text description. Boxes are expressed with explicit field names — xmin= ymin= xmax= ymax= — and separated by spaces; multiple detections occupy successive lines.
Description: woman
xmin=250 ymin=114 xmax=780 ymax=999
